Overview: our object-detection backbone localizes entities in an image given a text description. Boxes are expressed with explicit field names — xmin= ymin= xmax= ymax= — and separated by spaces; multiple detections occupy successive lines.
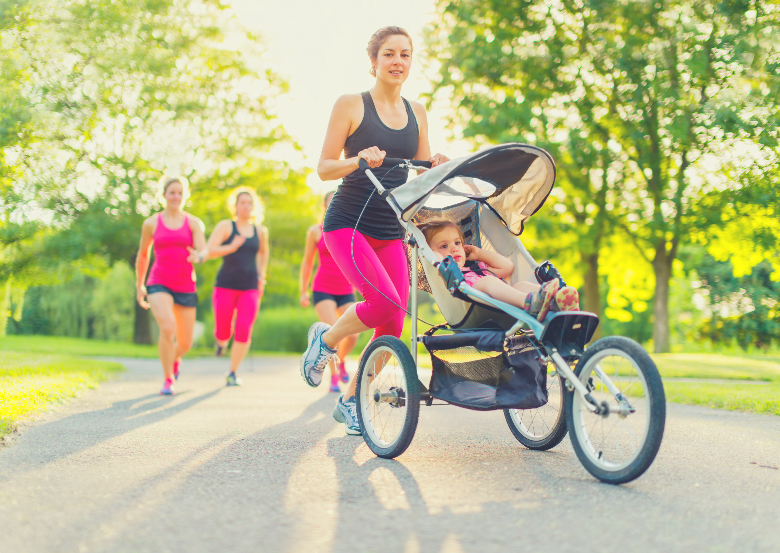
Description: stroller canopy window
xmin=389 ymin=143 xmax=555 ymax=234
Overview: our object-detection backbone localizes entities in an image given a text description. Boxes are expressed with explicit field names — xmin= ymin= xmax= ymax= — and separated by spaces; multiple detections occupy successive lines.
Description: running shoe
xmin=173 ymin=359 xmax=180 ymax=381
xmin=329 ymin=374 xmax=340 ymax=393
xmin=332 ymin=394 xmax=361 ymax=436
xmin=160 ymin=377 xmax=175 ymax=396
xmin=338 ymin=361 xmax=349 ymax=383
xmin=300 ymin=322 xmax=337 ymax=388
xmin=226 ymin=372 xmax=243 ymax=386
xmin=215 ymin=345 xmax=225 ymax=357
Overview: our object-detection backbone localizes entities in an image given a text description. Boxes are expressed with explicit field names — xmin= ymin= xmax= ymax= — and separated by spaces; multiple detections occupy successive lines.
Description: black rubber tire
xmin=504 ymin=373 xmax=568 ymax=451
xmin=564 ymin=336 xmax=666 ymax=484
xmin=355 ymin=336 xmax=420 ymax=459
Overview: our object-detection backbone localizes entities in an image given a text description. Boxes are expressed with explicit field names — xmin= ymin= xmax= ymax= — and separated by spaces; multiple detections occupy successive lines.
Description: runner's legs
xmin=148 ymin=292 xmax=177 ymax=380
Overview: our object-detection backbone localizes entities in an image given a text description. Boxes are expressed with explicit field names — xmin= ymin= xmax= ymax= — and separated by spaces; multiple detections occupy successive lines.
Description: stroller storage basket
xmin=422 ymin=331 xmax=548 ymax=411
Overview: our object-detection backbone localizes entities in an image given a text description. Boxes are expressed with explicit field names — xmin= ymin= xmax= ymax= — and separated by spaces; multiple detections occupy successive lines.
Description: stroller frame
xmin=353 ymin=144 xmax=666 ymax=484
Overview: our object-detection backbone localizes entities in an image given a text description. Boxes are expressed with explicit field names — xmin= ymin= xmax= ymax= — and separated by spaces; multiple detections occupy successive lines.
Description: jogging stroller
xmin=355 ymin=143 xmax=666 ymax=484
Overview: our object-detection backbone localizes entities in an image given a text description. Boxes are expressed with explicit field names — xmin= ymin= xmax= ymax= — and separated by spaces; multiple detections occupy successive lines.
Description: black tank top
xmin=323 ymin=92 xmax=419 ymax=240
xmin=215 ymin=221 xmax=260 ymax=290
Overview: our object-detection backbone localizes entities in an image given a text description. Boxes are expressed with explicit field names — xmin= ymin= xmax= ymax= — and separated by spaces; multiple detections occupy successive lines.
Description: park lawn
xmin=650 ymin=353 xmax=780 ymax=382
xmin=0 ymin=335 xmax=297 ymax=359
xmin=663 ymin=381 xmax=780 ymax=416
xmin=0 ymin=351 xmax=124 ymax=438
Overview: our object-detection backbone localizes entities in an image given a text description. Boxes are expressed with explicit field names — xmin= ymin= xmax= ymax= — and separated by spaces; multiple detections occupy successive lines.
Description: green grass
xmin=0 ymin=335 xmax=217 ymax=358
xmin=0 ymin=351 xmax=124 ymax=437
xmin=663 ymin=382 xmax=780 ymax=416
xmin=650 ymin=353 xmax=780 ymax=382
xmin=647 ymin=353 xmax=780 ymax=415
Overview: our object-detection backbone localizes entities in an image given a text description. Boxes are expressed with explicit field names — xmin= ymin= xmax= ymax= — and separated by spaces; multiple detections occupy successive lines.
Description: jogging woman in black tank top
xmin=194 ymin=187 xmax=269 ymax=386
xmin=298 ymin=26 xmax=449 ymax=435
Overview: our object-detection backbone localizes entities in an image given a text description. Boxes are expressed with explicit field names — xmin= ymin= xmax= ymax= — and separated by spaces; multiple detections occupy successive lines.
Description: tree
xmin=426 ymin=0 xmax=780 ymax=351
xmin=3 ymin=0 xmax=295 ymax=342
xmin=425 ymin=0 xmax=618 ymax=337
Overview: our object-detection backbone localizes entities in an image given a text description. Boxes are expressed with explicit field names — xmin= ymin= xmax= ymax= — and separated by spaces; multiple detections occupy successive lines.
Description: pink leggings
xmin=324 ymin=228 xmax=409 ymax=341
xmin=212 ymin=287 xmax=260 ymax=343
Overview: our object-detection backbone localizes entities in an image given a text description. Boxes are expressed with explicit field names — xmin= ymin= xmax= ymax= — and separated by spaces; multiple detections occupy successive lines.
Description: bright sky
xmin=229 ymin=0 xmax=472 ymax=192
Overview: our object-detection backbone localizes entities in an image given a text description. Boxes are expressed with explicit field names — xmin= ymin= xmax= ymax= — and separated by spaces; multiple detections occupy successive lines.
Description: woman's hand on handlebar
xmin=429 ymin=153 xmax=450 ymax=168
xmin=357 ymin=146 xmax=386 ymax=168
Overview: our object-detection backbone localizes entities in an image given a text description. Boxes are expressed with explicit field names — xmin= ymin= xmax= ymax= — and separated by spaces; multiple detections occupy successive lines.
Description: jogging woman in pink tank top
xmin=135 ymin=176 xmax=208 ymax=395
xmin=299 ymin=192 xmax=359 ymax=393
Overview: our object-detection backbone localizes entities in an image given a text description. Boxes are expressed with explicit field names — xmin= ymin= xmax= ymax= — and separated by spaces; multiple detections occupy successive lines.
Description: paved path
xmin=1 ymin=356 xmax=779 ymax=553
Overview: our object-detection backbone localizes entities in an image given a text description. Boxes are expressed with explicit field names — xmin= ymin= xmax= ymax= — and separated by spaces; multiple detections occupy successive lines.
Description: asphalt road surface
xmin=1 ymin=356 xmax=779 ymax=553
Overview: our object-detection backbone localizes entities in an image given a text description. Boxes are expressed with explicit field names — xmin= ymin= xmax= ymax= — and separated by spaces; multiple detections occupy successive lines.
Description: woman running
xmin=299 ymin=192 xmax=359 ymax=393
xmin=191 ymin=187 xmax=269 ymax=386
xmin=299 ymin=26 xmax=449 ymax=435
xmin=136 ymin=176 xmax=208 ymax=395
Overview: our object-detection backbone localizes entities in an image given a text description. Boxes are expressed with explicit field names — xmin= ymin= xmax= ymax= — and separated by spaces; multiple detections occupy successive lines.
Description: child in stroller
xmin=417 ymin=217 xmax=580 ymax=321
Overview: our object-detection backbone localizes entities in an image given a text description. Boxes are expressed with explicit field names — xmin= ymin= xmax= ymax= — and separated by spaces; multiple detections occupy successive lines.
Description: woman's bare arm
xmin=299 ymin=226 xmax=319 ymax=307
xmin=199 ymin=220 xmax=245 ymax=261
xmin=256 ymin=225 xmax=270 ymax=296
xmin=135 ymin=218 xmax=156 ymax=309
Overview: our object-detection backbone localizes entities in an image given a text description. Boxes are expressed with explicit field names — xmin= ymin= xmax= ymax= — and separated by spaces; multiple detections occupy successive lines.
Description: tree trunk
xmin=134 ymin=300 xmax=152 ymax=344
xmin=582 ymin=251 xmax=602 ymax=341
xmin=652 ymin=244 xmax=673 ymax=353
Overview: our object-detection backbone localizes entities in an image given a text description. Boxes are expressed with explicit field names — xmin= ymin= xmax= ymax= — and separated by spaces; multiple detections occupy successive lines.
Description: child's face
xmin=430 ymin=226 xmax=466 ymax=267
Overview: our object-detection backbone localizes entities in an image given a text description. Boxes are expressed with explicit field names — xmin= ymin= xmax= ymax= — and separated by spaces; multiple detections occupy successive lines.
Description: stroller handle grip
xmin=358 ymin=157 xmax=433 ymax=171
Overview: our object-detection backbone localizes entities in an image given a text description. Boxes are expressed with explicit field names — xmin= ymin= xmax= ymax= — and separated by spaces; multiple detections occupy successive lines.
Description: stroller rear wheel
xmin=565 ymin=336 xmax=665 ymax=484
xmin=504 ymin=362 xmax=567 ymax=450
xmin=356 ymin=336 xmax=420 ymax=459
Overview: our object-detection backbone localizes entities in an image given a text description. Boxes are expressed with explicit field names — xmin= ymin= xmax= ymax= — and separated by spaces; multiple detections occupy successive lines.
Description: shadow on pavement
xmin=0 ymin=387 xmax=223 ymax=476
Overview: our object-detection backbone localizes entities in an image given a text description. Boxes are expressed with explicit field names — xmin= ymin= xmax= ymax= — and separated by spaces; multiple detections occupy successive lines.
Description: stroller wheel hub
xmin=373 ymin=387 xmax=406 ymax=408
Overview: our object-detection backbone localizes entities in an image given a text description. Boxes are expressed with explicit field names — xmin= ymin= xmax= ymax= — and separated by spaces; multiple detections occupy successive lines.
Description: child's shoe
xmin=554 ymin=286 xmax=580 ymax=312
xmin=329 ymin=374 xmax=341 ymax=393
xmin=524 ymin=279 xmax=561 ymax=321
xmin=338 ymin=361 xmax=349 ymax=383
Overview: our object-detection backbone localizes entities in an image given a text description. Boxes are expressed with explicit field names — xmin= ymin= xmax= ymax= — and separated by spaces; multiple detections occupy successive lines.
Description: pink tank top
xmin=146 ymin=214 xmax=196 ymax=293
xmin=312 ymin=227 xmax=353 ymax=295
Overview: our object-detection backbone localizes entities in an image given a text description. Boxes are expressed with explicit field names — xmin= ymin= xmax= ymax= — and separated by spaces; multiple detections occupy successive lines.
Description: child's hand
xmin=464 ymin=245 xmax=481 ymax=261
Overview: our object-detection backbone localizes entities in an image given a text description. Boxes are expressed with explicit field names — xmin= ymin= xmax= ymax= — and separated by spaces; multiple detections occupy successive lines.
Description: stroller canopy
xmin=390 ymin=143 xmax=555 ymax=234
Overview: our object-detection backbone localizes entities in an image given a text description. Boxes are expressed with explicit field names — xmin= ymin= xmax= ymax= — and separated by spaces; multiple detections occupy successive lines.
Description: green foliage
xmin=426 ymin=0 xmax=780 ymax=351
xmin=0 ymin=0 xmax=314 ymax=338
xmin=11 ymin=262 xmax=136 ymax=341
xmin=0 ymin=351 xmax=124 ymax=437
xmin=696 ymin=257 xmax=780 ymax=350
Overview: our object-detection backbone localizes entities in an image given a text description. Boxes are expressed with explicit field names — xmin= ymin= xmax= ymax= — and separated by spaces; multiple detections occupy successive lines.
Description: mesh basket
xmin=423 ymin=331 xmax=548 ymax=411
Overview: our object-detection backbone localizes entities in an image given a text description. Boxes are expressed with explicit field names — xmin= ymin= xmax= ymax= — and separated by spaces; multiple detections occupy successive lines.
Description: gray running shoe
xmin=300 ymin=322 xmax=337 ymax=388
xmin=333 ymin=394 xmax=361 ymax=436
xmin=226 ymin=372 xmax=242 ymax=386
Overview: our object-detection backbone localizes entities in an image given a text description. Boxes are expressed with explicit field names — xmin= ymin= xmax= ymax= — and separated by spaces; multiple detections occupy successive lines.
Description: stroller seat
xmin=411 ymin=200 xmax=539 ymax=330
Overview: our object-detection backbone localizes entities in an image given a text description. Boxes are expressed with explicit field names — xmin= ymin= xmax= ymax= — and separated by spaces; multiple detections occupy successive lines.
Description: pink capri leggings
xmin=324 ymin=228 xmax=410 ymax=341
xmin=212 ymin=287 xmax=260 ymax=343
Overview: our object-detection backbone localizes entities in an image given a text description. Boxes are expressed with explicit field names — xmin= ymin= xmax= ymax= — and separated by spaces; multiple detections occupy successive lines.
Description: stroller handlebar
xmin=358 ymin=157 xmax=433 ymax=171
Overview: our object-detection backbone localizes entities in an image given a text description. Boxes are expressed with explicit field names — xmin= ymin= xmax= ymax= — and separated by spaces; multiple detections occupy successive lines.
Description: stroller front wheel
xmin=564 ymin=336 xmax=666 ymax=484
xmin=356 ymin=336 xmax=420 ymax=459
